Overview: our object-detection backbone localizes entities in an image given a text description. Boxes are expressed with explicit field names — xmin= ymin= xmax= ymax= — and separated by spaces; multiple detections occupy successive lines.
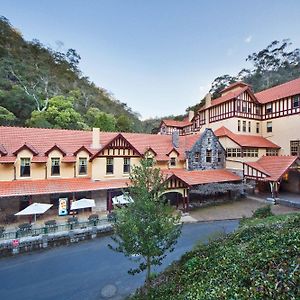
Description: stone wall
xmin=186 ymin=128 xmax=225 ymax=170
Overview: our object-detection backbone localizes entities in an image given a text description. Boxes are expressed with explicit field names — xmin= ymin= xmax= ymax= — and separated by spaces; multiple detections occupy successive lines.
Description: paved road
xmin=0 ymin=220 xmax=238 ymax=300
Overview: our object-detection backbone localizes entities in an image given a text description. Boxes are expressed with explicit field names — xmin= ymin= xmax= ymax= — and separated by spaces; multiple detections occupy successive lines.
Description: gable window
xmin=20 ymin=158 xmax=31 ymax=177
xmin=248 ymin=121 xmax=251 ymax=133
xmin=292 ymin=95 xmax=299 ymax=108
xmin=106 ymin=158 xmax=114 ymax=174
xmin=217 ymin=151 xmax=222 ymax=162
xmin=123 ymin=157 xmax=130 ymax=173
xmin=170 ymin=157 xmax=176 ymax=167
xmin=206 ymin=149 xmax=212 ymax=163
xmin=242 ymin=102 xmax=247 ymax=113
xmin=226 ymin=148 xmax=241 ymax=158
xmin=79 ymin=158 xmax=87 ymax=175
xmin=243 ymin=148 xmax=258 ymax=157
xmin=266 ymin=149 xmax=279 ymax=156
xmin=146 ymin=157 xmax=154 ymax=166
xmin=238 ymin=120 xmax=241 ymax=132
xmin=256 ymin=122 xmax=260 ymax=134
xmin=267 ymin=121 xmax=272 ymax=133
xmin=290 ymin=140 xmax=300 ymax=156
xmin=242 ymin=121 xmax=246 ymax=132
xmin=266 ymin=104 xmax=272 ymax=114
xmin=51 ymin=158 xmax=60 ymax=176
xmin=195 ymin=152 xmax=200 ymax=162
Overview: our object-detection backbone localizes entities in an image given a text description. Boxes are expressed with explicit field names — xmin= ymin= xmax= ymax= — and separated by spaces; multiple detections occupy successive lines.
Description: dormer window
xmin=20 ymin=158 xmax=30 ymax=177
xmin=51 ymin=158 xmax=60 ymax=176
xmin=195 ymin=152 xmax=200 ymax=162
xmin=170 ymin=157 xmax=176 ymax=167
xmin=79 ymin=158 xmax=87 ymax=175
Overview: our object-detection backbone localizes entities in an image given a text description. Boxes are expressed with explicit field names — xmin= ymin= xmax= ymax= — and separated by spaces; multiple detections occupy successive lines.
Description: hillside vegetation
xmin=131 ymin=212 xmax=300 ymax=299
xmin=0 ymin=16 xmax=142 ymax=132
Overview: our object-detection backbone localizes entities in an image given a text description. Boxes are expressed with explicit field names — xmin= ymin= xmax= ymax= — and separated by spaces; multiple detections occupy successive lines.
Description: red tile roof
xmin=0 ymin=144 xmax=8 ymax=155
xmin=0 ymin=126 xmax=200 ymax=162
xmin=31 ymin=156 xmax=48 ymax=163
xmin=61 ymin=156 xmax=76 ymax=163
xmin=245 ymin=156 xmax=299 ymax=181
xmin=220 ymin=82 xmax=250 ymax=94
xmin=0 ymin=178 xmax=129 ymax=198
xmin=255 ymin=77 xmax=300 ymax=104
xmin=0 ymin=156 xmax=15 ymax=163
xmin=163 ymin=169 xmax=241 ymax=186
xmin=200 ymin=86 xmax=250 ymax=110
xmin=13 ymin=143 xmax=39 ymax=156
xmin=162 ymin=118 xmax=192 ymax=128
xmin=214 ymin=126 xmax=280 ymax=149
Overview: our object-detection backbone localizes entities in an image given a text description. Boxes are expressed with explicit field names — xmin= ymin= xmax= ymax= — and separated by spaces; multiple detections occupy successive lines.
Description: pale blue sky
xmin=1 ymin=0 xmax=300 ymax=119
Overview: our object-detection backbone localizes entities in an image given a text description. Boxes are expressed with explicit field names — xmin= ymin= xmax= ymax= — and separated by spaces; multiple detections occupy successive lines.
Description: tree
xmin=116 ymin=114 xmax=132 ymax=132
xmin=109 ymin=159 xmax=182 ymax=288
xmin=84 ymin=107 xmax=116 ymax=131
xmin=27 ymin=95 xmax=87 ymax=129
xmin=0 ymin=105 xmax=16 ymax=125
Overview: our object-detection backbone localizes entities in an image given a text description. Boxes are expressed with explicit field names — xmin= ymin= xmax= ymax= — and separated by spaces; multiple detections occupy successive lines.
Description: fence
xmin=0 ymin=218 xmax=110 ymax=241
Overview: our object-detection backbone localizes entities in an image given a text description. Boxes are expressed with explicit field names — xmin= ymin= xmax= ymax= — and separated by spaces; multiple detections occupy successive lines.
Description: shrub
xmin=252 ymin=205 xmax=273 ymax=219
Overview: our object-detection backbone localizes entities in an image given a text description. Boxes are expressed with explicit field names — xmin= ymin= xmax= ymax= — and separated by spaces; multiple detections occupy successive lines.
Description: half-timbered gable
xmin=91 ymin=134 xmax=141 ymax=158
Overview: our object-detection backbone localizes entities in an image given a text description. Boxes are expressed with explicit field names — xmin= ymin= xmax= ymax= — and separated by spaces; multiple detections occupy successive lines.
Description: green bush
xmin=130 ymin=214 xmax=300 ymax=300
xmin=252 ymin=205 xmax=273 ymax=219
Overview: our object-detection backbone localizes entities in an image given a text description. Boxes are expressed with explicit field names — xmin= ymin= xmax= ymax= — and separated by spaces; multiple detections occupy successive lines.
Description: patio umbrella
xmin=112 ymin=194 xmax=134 ymax=205
xmin=70 ymin=198 xmax=95 ymax=210
xmin=15 ymin=203 xmax=53 ymax=222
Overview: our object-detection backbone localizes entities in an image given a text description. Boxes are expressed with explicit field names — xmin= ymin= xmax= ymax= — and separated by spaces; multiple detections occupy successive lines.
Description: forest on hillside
xmin=0 ymin=16 xmax=300 ymax=133
xmin=0 ymin=16 xmax=143 ymax=132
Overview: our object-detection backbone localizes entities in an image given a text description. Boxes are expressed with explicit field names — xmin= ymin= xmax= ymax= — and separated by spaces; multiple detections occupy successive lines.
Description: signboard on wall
xmin=58 ymin=198 xmax=68 ymax=216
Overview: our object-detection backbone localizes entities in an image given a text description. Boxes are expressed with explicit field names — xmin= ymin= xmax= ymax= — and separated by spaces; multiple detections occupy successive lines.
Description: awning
xmin=112 ymin=194 xmax=134 ymax=205
xmin=15 ymin=203 xmax=53 ymax=216
xmin=71 ymin=198 xmax=95 ymax=210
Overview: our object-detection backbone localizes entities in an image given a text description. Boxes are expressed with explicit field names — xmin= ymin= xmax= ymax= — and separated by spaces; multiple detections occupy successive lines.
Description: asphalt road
xmin=0 ymin=220 xmax=239 ymax=300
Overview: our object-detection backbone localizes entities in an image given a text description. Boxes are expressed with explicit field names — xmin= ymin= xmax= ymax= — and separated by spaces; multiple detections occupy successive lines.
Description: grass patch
xmin=130 ymin=213 xmax=300 ymax=300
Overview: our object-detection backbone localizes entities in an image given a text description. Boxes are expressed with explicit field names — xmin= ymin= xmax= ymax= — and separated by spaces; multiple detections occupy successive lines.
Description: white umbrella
xmin=112 ymin=194 xmax=134 ymax=205
xmin=15 ymin=203 xmax=53 ymax=222
xmin=71 ymin=198 xmax=95 ymax=210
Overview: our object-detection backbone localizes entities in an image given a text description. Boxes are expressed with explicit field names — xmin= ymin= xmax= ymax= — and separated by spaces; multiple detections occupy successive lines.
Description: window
xmin=243 ymin=148 xmax=258 ymax=157
xmin=266 ymin=104 xmax=272 ymax=114
xmin=170 ymin=157 xmax=176 ymax=167
xmin=206 ymin=149 xmax=212 ymax=163
xmin=51 ymin=158 xmax=60 ymax=176
xmin=290 ymin=140 xmax=300 ymax=156
xmin=242 ymin=102 xmax=247 ymax=113
xmin=226 ymin=148 xmax=241 ymax=158
xmin=242 ymin=121 xmax=246 ymax=132
xmin=267 ymin=121 xmax=272 ymax=133
xmin=106 ymin=158 xmax=114 ymax=174
xmin=207 ymin=137 xmax=211 ymax=144
xmin=146 ymin=157 xmax=154 ymax=166
xmin=20 ymin=158 xmax=30 ymax=177
xmin=256 ymin=122 xmax=260 ymax=134
xmin=248 ymin=121 xmax=251 ymax=133
xmin=195 ymin=152 xmax=200 ymax=162
xmin=217 ymin=151 xmax=222 ymax=162
xmin=123 ymin=158 xmax=130 ymax=173
xmin=256 ymin=106 xmax=261 ymax=115
xmin=238 ymin=120 xmax=241 ymax=132
xmin=292 ymin=95 xmax=300 ymax=108
xmin=266 ymin=149 xmax=279 ymax=156
xmin=79 ymin=158 xmax=87 ymax=175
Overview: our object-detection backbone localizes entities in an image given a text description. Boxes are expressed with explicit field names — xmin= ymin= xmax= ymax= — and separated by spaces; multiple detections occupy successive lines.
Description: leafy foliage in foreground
xmin=131 ymin=213 xmax=300 ymax=299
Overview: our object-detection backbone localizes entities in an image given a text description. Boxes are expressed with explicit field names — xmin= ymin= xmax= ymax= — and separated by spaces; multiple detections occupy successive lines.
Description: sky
xmin=1 ymin=0 xmax=300 ymax=119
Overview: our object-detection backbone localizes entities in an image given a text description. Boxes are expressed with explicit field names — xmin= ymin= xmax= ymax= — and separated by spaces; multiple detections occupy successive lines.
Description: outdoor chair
xmin=44 ymin=220 xmax=58 ymax=233
xmin=88 ymin=214 xmax=99 ymax=226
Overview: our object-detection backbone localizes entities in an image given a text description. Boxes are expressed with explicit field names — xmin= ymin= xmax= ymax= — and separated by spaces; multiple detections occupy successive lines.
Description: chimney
xmin=188 ymin=110 xmax=194 ymax=122
xmin=205 ymin=93 xmax=212 ymax=108
xmin=172 ymin=130 xmax=179 ymax=148
xmin=92 ymin=128 xmax=100 ymax=149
